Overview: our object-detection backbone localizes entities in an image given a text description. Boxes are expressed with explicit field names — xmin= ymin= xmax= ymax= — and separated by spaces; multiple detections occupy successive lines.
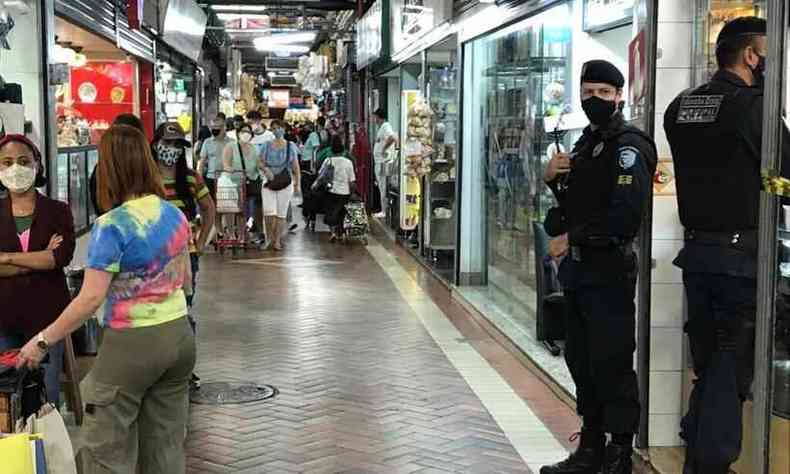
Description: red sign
xmin=127 ymin=0 xmax=143 ymax=30
xmin=70 ymin=62 xmax=135 ymax=134
xmin=628 ymin=28 xmax=647 ymax=107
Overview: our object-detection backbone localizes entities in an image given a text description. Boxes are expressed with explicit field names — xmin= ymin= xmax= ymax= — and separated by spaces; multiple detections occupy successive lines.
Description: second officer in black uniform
xmin=663 ymin=17 xmax=790 ymax=474
xmin=540 ymin=60 xmax=657 ymax=474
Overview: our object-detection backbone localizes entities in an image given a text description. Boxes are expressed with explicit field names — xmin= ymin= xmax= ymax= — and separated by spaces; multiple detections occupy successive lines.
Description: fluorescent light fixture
xmin=254 ymin=43 xmax=309 ymax=54
xmin=216 ymin=13 xmax=269 ymax=21
xmin=268 ymin=32 xmax=316 ymax=44
xmin=225 ymin=28 xmax=271 ymax=33
xmin=211 ymin=5 xmax=266 ymax=12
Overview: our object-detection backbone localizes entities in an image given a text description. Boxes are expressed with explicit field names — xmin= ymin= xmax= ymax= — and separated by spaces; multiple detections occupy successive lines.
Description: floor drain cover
xmin=190 ymin=382 xmax=278 ymax=405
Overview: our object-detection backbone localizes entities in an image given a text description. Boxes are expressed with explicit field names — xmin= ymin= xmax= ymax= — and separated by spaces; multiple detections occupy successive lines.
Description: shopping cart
xmin=214 ymin=171 xmax=247 ymax=257
xmin=342 ymin=198 xmax=369 ymax=245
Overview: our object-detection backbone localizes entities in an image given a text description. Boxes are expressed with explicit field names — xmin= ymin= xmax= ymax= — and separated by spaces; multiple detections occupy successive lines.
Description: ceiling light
xmin=268 ymin=32 xmax=316 ymax=44
xmin=216 ymin=13 xmax=269 ymax=21
xmin=254 ymin=43 xmax=309 ymax=54
xmin=211 ymin=5 xmax=267 ymax=12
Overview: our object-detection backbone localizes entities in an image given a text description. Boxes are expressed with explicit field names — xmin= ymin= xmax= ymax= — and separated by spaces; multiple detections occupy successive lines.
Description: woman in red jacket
xmin=0 ymin=134 xmax=75 ymax=407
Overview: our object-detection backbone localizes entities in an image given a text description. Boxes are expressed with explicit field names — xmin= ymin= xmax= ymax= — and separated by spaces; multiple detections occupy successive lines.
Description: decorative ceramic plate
xmin=78 ymin=82 xmax=97 ymax=103
xmin=110 ymin=86 xmax=125 ymax=103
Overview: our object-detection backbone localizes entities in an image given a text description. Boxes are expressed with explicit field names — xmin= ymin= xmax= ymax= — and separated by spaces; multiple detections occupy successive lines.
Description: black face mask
xmin=211 ymin=128 xmax=221 ymax=137
xmin=582 ymin=96 xmax=617 ymax=127
xmin=751 ymin=54 xmax=766 ymax=88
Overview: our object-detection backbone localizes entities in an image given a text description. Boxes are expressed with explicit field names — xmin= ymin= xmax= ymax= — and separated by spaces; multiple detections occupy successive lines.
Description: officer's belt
xmin=570 ymin=239 xmax=633 ymax=262
xmin=684 ymin=229 xmax=756 ymax=247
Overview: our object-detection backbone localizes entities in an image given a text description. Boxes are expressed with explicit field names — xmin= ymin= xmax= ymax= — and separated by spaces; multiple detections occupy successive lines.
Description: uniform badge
xmin=593 ymin=142 xmax=605 ymax=157
xmin=618 ymin=146 xmax=639 ymax=169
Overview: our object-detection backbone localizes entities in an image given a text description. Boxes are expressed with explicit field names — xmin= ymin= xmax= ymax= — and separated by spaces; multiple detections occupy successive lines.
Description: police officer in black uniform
xmin=663 ymin=17 xmax=786 ymax=474
xmin=540 ymin=60 xmax=657 ymax=474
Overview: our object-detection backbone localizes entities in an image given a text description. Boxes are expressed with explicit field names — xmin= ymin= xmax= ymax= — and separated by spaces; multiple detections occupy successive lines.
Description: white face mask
xmin=0 ymin=164 xmax=37 ymax=193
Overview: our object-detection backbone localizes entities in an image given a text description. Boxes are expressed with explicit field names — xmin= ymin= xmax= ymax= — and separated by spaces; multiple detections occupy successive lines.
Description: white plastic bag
xmin=215 ymin=173 xmax=241 ymax=213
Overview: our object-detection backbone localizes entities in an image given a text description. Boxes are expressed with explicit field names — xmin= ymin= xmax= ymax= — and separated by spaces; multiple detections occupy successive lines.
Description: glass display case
xmin=55 ymin=145 xmax=99 ymax=235
xmin=693 ymin=0 xmax=767 ymax=86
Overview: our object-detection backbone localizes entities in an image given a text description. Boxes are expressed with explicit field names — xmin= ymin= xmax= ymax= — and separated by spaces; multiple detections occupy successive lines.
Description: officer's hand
xmin=549 ymin=233 xmax=569 ymax=260
xmin=544 ymin=153 xmax=572 ymax=183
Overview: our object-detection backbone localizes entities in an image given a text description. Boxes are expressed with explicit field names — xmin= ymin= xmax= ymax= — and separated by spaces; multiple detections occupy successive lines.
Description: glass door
xmin=755 ymin=2 xmax=790 ymax=473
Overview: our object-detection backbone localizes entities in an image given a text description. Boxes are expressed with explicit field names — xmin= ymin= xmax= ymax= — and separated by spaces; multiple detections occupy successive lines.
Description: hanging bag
xmin=238 ymin=142 xmax=262 ymax=197
xmin=312 ymin=157 xmax=335 ymax=193
xmin=264 ymin=142 xmax=293 ymax=191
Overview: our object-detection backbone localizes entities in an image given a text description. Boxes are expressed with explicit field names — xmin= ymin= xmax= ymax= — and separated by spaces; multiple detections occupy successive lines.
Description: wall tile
xmin=657 ymin=0 xmax=694 ymax=22
xmin=651 ymin=240 xmax=683 ymax=283
xmin=652 ymin=195 xmax=682 ymax=240
xmin=655 ymin=68 xmax=691 ymax=114
xmin=649 ymin=413 xmax=683 ymax=446
xmin=649 ymin=371 xmax=683 ymax=415
xmin=653 ymin=112 xmax=672 ymax=159
xmin=650 ymin=283 xmax=684 ymax=328
xmin=650 ymin=327 xmax=684 ymax=371
xmin=657 ymin=22 xmax=693 ymax=69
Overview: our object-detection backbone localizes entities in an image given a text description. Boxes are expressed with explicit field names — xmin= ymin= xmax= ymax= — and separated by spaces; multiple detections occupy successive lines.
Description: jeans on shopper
xmin=0 ymin=332 xmax=64 ymax=407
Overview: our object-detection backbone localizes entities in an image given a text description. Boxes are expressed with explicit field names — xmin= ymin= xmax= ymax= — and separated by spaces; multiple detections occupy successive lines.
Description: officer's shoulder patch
xmin=618 ymin=146 xmax=639 ymax=169
xmin=676 ymin=94 xmax=724 ymax=124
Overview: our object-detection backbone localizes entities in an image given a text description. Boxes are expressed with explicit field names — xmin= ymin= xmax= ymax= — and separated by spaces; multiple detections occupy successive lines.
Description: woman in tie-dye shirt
xmin=16 ymin=125 xmax=196 ymax=474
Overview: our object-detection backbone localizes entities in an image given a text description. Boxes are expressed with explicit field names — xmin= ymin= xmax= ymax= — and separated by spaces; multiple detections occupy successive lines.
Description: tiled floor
xmin=182 ymin=227 xmax=578 ymax=473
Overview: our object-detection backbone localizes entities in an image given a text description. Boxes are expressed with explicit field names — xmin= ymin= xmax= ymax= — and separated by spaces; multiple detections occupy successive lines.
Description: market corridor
xmin=181 ymin=228 xmax=578 ymax=474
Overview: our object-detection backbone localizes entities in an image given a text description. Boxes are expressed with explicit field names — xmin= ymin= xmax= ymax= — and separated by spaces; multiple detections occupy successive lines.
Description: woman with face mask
xmin=153 ymin=122 xmax=215 ymax=389
xmin=0 ymin=134 xmax=75 ymax=407
xmin=222 ymin=122 xmax=261 ymax=246
xmin=259 ymin=119 xmax=302 ymax=251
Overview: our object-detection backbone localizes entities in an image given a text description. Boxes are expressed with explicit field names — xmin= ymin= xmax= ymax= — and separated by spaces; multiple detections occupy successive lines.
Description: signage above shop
xmin=391 ymin=0 xmax=451 ymax=57
xmin=161 ymin=0 xmax=208 ymax=62
xmin=356 ymin=0 xmax=385 ymax=68
xmin=583 ymin=0 xmax=633 ymax=33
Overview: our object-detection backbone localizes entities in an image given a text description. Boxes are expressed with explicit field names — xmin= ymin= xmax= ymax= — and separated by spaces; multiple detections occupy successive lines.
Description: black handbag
xmin=264 ymin=142 xmax=293 ymax=191
xmin=238 ymin=142 xmax=262 ymax=197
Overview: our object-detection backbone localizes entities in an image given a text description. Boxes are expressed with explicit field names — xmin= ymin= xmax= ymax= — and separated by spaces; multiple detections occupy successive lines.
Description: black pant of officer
xmin=542 ymin=253 xmax=641 ymax=474
xmin=681 ymin=272 xmax=756 ymax=474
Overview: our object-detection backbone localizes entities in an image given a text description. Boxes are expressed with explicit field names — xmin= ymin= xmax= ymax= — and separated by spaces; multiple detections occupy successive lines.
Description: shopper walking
xmin=248 ymin=110 xmax=274 ymax=151
xmin=16 ymin=124 xmax=195 ymax=474
xmin=194 ymin=125 xmax=212 ymax=172
xmin=663 ymin=17 xmax=784 ymax=474
xmin=153 ymin=122 xmax=215 ymax=389
xmin=223 ymin=122 xmax=261 ymax=245
xmin=0 ymin=134 xmax=75 ymax=407
xmin=372 ymin=108 xmax=397 ymax=218
xmin=199 ymin=115 xmax=233 ymax=200
xmin=260 ymin=119 xmax=301 ymax=251
xmin=319 ymin=135 xmax=356 ymax=241
xmin=540 ymin=60 xmax=657 ymax=474
xmin=302 ymin=122 xmax=321 ymax=171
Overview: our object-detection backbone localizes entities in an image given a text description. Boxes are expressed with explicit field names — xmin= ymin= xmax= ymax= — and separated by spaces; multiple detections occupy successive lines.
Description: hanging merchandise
xmin=0 ymin=3 xmax=15 ymax=50
xmin=295 ymin=53 xmax=331 ymax=96
xmin=404 ymin=96 xmax=433 ymax=178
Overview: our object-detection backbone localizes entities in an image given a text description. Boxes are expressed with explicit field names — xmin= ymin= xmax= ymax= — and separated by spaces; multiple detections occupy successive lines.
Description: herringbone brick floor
xmin=186 ymin=232 xmax=534 ymax=474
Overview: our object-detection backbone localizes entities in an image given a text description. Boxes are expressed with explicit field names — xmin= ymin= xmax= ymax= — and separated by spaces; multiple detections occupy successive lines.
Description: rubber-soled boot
xmin=602 ymin=444 xmax=633 ymax=474
xmin=540 ymin=430 xmax=605 ymax=474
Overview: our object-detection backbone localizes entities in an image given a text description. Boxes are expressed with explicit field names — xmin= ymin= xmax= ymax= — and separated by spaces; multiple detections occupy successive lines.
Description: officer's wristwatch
xmin=36 ymin=332 xmax=50 ymax=353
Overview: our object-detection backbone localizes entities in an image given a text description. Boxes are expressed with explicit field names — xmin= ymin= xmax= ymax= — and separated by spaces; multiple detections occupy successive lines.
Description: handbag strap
xmin=237 ymin=142 xmax=247 ymax=176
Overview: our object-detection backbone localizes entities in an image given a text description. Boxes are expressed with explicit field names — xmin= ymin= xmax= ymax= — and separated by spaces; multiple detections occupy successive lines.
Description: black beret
xmin=716 ymin=16 xmax=766 ymax=45
xmin=580 ymin=60 xmax=624 ymax=88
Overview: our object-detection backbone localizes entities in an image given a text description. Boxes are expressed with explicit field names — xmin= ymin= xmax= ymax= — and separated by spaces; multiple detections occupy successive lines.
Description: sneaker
xmin=289 ymin=224 xmax=298 ymax=234
xmin=190 ymin=373 xmax=201 ymax=390
xmin=373 ymin=212 xmax=386 ymax=218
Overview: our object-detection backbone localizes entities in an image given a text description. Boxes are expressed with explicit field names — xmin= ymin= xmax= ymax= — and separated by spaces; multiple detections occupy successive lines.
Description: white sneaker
xmin=373 ymin=212 xmax=386 ymax=218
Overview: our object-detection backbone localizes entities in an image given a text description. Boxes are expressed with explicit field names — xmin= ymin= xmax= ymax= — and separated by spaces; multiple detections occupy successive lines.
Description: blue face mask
xmin=274 ymin=128 xmax=285 ymax=139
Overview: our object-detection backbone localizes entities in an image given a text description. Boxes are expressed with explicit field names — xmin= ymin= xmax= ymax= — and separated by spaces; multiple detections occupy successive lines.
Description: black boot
xmin=602 ymin=444 xmax=633 ymax=474
xmin=540 ymin=430 xmax=605 ymax=474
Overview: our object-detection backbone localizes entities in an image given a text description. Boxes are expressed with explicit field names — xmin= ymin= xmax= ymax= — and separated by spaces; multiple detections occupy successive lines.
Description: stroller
xmin=342 ymin=198 xmax=369 ymax=245
xmin=300 ymin=170 xmax=321 ymax=232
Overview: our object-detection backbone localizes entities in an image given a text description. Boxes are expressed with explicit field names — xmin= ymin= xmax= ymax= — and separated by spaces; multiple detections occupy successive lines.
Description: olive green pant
xmin=79 ymin=317 xmax=196 ymax=474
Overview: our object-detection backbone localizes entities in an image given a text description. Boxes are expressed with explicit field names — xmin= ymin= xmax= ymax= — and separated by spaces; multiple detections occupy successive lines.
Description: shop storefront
xmin=155 ymin=43 xmax=198 ymax=143
xmin=456 ymin=0 xmax=655 ymax=403
xmin=51 ymin=1 xmax=156 ymax=234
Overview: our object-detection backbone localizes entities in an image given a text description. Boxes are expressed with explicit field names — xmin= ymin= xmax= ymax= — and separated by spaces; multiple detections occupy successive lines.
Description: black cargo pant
xmin=681 ymin=272 xmax=756 ymax=474
xmin=564 ymin=274 xmax=641 ymax=435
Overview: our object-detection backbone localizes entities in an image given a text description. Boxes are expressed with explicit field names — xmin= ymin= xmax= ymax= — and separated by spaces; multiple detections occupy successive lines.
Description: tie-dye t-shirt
xmin=86 ymin=195 xmax=190 ymax=329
